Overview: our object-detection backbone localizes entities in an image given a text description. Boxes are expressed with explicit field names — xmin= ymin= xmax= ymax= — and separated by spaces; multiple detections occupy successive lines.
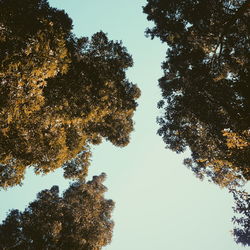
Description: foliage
xmin=0 ymin=0 xmax=140 ymax=188
xmin=143 ymin=0 xmax=250 ymax=188
xmin=231 ymin=189 xmax=250 ymax=246
xmin=0 ymin=173 xmax=114 ymax=250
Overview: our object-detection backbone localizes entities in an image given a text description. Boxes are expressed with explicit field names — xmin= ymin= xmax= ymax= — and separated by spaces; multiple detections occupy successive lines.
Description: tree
xmin=231 ymin=189 xmax=250 ymax=246
xmin=143 ymin=0 xmax=250 ymax=188
xmin=0 ymin=0 xmax=140 ymax=188
xmin=0 ymin=173 xmax=114 ymax=250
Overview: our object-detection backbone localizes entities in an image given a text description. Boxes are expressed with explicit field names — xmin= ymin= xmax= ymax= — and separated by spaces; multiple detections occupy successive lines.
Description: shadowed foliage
xmin=0 ymin=173 xmax=114 ymax=250
xmin=143 ymin=0 xmax=250 ymax=188
xmin=231 ymin=189 xmax=250 ymax=246
xmin=0 ymin=0 xmax=140 ymax=188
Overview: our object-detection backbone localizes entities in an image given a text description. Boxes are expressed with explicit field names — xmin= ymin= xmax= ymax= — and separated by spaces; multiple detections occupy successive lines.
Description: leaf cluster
xmin=231 ymin=189 xmax=250 ymax=246
xmin=0 ymin=174 xmax=114 ymax=250
xmin=0 ymin=0 xmax=140 ymax=188
xmin=144 ymin=0 xmax=250 ymax=188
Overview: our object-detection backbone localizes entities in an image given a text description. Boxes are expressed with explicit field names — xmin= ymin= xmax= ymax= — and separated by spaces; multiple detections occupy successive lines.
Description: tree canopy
xmin=0 ymin=0 xmax=140 ymax=188
xmin=0 ymin=173 xmax=114 ymax=250
xmin=231 ymin=189 xmax=250 ymax=246
xmin=143 ymin=0 xmax=250 ymax=188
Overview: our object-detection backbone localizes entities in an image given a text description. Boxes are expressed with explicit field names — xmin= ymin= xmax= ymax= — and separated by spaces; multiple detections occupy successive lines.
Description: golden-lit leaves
xmin=223 ymin=129 xmax=250 ymax=149
xmin=192 ymin=129 xmax=250 ymax=188
xmin=0 ymin=3 xmax=140 ymax=188
xmin=205 ymin=159 xmax=242 ymax=188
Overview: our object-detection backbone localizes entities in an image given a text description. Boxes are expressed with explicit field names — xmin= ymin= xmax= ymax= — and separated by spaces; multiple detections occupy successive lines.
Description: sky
xmin=0 ymin=1 xmax=249 ymax=249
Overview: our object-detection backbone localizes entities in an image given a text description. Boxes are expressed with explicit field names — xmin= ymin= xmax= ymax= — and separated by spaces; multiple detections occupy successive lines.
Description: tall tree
xmin=143 ymin=0 xmax=250 ymax=188
xmin=0 ymin=0 xmax=140 ymax=188
xmin=0 ymin=173 xmax=114 ymax=250
xmin=231 ymin=189 xmax=250 ymax=246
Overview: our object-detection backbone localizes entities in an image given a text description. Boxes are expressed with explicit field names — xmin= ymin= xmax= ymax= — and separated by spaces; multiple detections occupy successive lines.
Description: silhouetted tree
xmin=0 ymin=0 xmax=140 ymax=188
xmin=231 ymin=189 xmax=250 ymax=246
xmin=0 ymin=173 xmax=114 ymax=250
xmin=143 ymin=0 xmax=250 ymax=188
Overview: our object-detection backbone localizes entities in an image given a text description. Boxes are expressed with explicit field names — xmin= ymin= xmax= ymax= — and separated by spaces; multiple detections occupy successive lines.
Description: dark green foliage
xmin=231 ymin=189 xmax=250 ymax=246
xmin=0 ymin=173 xmax=114 ymax=250
xmin=143 ymin=0 xmax=250 ymax=188
xmin=0 ymin=0 xmax=140 ymax=188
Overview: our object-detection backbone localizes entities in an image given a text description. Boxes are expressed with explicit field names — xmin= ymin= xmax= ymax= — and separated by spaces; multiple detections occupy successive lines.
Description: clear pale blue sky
xmin=1 ymin=1 xmax=249 ymax=249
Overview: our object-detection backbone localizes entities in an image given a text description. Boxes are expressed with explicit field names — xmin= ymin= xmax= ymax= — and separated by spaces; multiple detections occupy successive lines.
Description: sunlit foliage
xmin=0 ymin=173 xmax=114 ymax=250
xmin=0 ymin=0 xmax=140 ymax=188
xmin=143 ymin=0 xmax=250 ymax=188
